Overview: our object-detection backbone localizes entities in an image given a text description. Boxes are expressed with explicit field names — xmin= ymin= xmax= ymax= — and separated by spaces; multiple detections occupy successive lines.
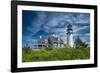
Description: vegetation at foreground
xmin=22 ymin=47 xmax=90 ymax=62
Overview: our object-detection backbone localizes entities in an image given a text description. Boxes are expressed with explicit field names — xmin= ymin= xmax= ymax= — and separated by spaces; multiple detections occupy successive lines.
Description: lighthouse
xmin=67 ymin=24 xmax=73 ymax=48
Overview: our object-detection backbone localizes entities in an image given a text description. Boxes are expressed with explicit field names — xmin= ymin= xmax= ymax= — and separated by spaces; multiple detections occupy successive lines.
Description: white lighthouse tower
xmin=67 ymin=24 xmax=73 ymax=48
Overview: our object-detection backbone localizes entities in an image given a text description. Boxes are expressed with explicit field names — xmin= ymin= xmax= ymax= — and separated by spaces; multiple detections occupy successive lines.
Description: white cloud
xmin=74 ymin=26 xmax=89 ymax=33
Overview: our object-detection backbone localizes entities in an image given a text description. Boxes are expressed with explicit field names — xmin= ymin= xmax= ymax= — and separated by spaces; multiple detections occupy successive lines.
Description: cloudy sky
xmin=22 ymin=10 xmax=90 ymax=48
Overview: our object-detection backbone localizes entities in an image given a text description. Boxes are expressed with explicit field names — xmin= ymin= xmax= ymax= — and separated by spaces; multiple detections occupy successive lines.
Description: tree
xmin=74 ymin=36 xmax=88 ymax=48
xmin=48 ymin=36 xmax=55 ymax=45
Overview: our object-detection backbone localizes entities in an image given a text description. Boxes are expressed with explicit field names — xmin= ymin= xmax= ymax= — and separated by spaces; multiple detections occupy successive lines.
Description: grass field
xmin=22 ymin=48 xmax=90 ymax=62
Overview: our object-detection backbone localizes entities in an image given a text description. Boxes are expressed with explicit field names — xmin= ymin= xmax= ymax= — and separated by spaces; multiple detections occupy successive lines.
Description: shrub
xmin=22 ymin=44 xmax=31 ymax=54
xmin=45 ymin=45 xmax=53 ymax=51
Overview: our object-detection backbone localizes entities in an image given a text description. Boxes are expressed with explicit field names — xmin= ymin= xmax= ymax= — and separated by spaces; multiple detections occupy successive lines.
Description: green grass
xmin=22 ymin=48 xmax=90 ymax=62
